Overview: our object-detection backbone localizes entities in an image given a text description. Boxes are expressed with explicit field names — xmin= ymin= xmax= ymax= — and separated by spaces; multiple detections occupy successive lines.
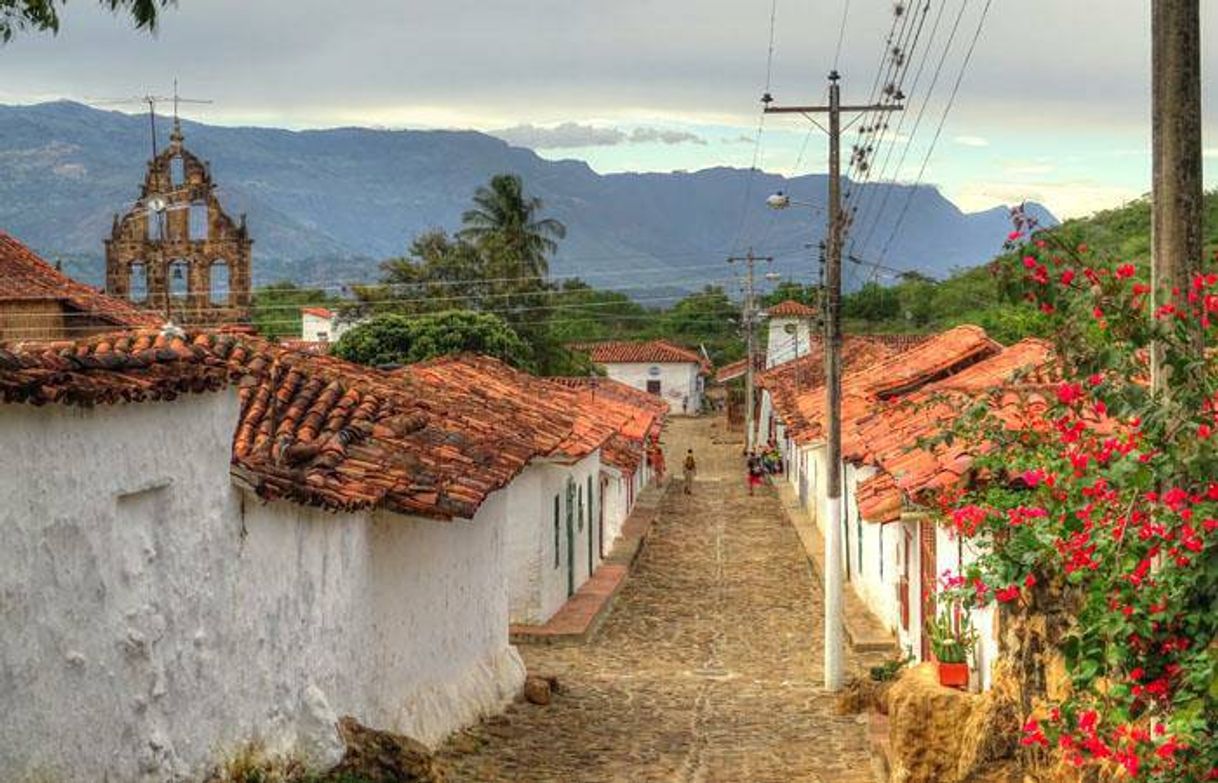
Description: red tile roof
xmin=0 ymin=231 xmax=162 ymax=334
xmin=399 ymin=354 xmax=617 ymax=462
xmin=301 ymin=307 xmax=335 ymax=319
xmin=766 ymin=325 xmax=1001 ymax=446
xmin=765 ymin=300 xmax=818 ymax=318
xmin=849 ymin=339 xmax=1056 ymax=522
xmin=574 ymin=339 xmax=708 ymax=370
xmin=714 ymin=354 xmax=766 ymax=384
xmin=279 ymin=339 xmax=332 ymax=354
xmin=0 ymin=333 xmax=640 ymax=520
xmin=757 ymin=336 xmax=901 ymax=444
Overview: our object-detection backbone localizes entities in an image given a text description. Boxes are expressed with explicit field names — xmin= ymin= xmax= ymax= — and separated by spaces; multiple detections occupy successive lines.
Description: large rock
xmin=331 ymin=716 xmax=448 ymax=783
xmin=886 ymin=664 xmax=1021 ymax=783
xmin=523 ymin=676 xmax=552 ymax=706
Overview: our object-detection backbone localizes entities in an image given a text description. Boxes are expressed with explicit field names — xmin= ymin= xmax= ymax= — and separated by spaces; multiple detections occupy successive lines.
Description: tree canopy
xmin=331 ymin=310 xmax=534 ymax=371
xmin=1 ymin=0 xmax=171 ymax=41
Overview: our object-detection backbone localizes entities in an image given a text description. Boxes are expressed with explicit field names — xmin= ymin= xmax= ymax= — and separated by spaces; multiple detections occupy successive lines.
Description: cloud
xmin=626 ymin=127 xmax=705 ymax=145
xmin=491 ymin=122 xmax=626 ymax=148
xmin=1205 ymin=148 xmax=1218 ymax=158
xmin=490 ymin=122 xmax=705 ymax=149
xmin=953 ymin=135 xmax=990 ymax=147
xmin=724 ymin=134 xmax=755 ymax=144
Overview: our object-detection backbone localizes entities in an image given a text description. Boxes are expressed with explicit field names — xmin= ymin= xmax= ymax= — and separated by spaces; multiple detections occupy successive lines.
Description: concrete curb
xmin=774 ymin=481 xmax=899 ymax=657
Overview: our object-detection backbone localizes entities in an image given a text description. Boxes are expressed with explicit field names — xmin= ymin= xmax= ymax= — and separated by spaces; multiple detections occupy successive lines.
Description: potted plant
xmin=926 ymin=603 xmax=977 ymax=689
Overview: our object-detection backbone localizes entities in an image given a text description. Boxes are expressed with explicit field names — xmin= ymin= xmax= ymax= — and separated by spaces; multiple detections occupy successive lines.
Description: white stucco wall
xmin=0 ymin=392 xmax=523 ymax=782
xmin=503 ymin=452 xmax=603 ymax=625
xmin=843 ymin=464 xmax=903 ymax=637
xmin=765 ymin=316 xmax=814 ymax=368
xmin=601 ymin=361 xmax=702 ymax=414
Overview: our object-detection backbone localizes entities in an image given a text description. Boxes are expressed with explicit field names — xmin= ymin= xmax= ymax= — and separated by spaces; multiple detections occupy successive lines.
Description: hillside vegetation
xmin=839 ymin=191 xmax=1218 ymax=344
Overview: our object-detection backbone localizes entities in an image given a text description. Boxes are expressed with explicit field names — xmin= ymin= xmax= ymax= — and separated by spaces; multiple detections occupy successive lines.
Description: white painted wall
xmin=765 ymin=316 xmax=814 ymax=368
xmin=843 ymin=464 xmax=903 ymax=637
xmin=600 ymin=361 xmax=702 ymax=414
xmin=0 ymin=392 xmax=523 ymax=782
xmin=600 ymin=467 xmax=630 ymax=549
xmin=503 ymin=452 xmax=602 ymax=625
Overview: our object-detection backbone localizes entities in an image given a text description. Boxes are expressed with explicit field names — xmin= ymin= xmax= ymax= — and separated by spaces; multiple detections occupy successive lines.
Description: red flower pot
xmin=937 ymin=661 xmax=969 ymax=689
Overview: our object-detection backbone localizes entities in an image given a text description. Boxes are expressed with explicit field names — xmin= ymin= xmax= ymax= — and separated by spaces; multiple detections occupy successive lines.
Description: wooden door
xmin=566 ymin=479 xmax=576 ymax=597
xmin=899 ymin=527 xmax=912 ymax=631
xmin=919 ymin=519 xmax=937 ymax=659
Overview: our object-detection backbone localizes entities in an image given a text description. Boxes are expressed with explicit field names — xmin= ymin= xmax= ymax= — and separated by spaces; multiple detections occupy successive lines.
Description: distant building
xmin=105 ymin=120 xmax=253 ymax=327
xmin=300 ymin=306 xmax=356 ymax=344
xmin=0 ymin=230 xmax=161 ymax=341
xmin=763 ymin=299 xmax=818 ymax=368
xmin=574 ymin=339 xmax=708 ymax=415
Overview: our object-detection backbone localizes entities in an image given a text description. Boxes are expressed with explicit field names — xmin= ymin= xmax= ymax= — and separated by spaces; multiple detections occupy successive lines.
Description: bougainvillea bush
xmin=935 ymin=213 xmax=1217 ymax=782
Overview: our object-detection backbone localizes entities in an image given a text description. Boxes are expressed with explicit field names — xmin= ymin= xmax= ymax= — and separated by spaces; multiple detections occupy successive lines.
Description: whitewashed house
xmin=757 ymin=325 xmax=1007 ymax=680
xmin=844 ymin=337 xmax=1053 ymax=690
xmin=300 ymin=306 xmax=359 ymax=344
xmin=576 ymin=339 xmax=708 ymax=415
xmin=0 ymin=332 xmax=612 ymax=781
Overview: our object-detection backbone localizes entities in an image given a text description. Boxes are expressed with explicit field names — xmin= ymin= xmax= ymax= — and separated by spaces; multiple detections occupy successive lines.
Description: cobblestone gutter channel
xmin=436 ymin=418 xmax=878 ymax=782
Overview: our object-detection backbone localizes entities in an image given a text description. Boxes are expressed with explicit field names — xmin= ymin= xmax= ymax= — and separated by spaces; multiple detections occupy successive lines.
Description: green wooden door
xmin=587 ymin=475 xmax=595 ymax=575
xmin=565 ymin=478 xmax=576 ymax=597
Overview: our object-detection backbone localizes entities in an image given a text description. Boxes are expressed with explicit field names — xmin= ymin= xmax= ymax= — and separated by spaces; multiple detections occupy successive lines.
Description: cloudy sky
xmin=1 ymin=0 xmax=1215 ymax=218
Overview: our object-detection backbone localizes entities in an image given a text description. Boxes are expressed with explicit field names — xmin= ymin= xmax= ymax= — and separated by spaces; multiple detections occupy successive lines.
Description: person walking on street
xmin=747 ymin=451 xmax=765 ymax=496
xmin=682 ymin=449 xmax=697 ymax=495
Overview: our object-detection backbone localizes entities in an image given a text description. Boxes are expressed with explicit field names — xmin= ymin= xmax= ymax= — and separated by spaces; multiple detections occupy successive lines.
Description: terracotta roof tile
xmin=300 ymin=307 xmax=335 ymax=319
xmin=714 ymin=354 xmax=767 ymax=384
xmin=0 ymin=231 xmax=162 ymax=335
xmin=573 ymin=339 xmax=709 ymax=372
xmin=0 ymin=334 xmax=642 ymax=520
xmin=850 ymin=339 xmax=1057 ymax=522
xmin=766 ymin=326 xmax=1001 ymax=447
xmin=279 ymin=339 xmax=332 ymax=354
xmin=765 ymin=300 xmax=818 ymax=318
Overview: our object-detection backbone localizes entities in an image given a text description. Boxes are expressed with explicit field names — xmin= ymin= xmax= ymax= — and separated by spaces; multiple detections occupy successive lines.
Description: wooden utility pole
xmin=765 ymin=71 xmax=902 ymax=692
xmin=1151 ymin=0 xmax=1204 ymax=392
xmin=728 ymin=250 xmax=773 ymax=452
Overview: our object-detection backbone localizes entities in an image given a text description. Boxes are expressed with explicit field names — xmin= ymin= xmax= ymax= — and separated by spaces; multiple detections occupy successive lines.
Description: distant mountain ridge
xmin=0 ymin=101 xmax=1057 ymax=295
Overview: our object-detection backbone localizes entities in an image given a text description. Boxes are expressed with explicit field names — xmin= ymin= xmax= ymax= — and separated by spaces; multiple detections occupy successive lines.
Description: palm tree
xmin=457 ymin=174 xmax=566 ymax=278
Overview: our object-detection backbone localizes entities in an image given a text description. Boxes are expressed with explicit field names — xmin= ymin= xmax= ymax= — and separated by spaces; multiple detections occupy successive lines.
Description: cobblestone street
xmin=437 ymin=417 xmax=877 ymax=782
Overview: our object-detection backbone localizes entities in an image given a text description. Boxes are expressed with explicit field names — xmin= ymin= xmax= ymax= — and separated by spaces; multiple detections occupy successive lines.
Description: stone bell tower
xmin=105 ymin=119 xmax=253 ymax=326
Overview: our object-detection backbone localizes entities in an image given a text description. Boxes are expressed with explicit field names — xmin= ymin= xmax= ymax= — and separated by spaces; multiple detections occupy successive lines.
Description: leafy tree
xmin=366 ymin=230 xmax=490 ymax=315
xmin=547 ymin=278 xmax=648 ymax=343
xmin=762 ymin=280 xmax=819 ymax=309
xmin=1 ymin=0 xmax=171 ymax=41
xmin=843 ymin=281 xmax=899 ymax=322
xmin=457 ymin=173 xmax=566 ymax=281
xmin=331 ymin=310 xmax=534 ymax=371
xmin=658 ymin=285 xmax=741 ymax=365
xmin=250 ymin=282 xmax=338 ymax=340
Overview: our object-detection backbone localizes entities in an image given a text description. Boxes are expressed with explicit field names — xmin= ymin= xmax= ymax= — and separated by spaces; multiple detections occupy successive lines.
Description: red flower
xmin=1116 ymin=263 xmax=1137 ymax=279
xmin=1056 ymin=383 xmax=1084 ymax=405
xmin=1024 ymin=573 xmax=1037 ymax=588
xmin=995 ymin=585 xmax=1021 ymax=603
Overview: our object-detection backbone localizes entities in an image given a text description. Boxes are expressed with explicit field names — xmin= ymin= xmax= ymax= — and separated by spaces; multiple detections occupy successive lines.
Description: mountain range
xmin=0 ymin=101 xmax=1057 ymax=297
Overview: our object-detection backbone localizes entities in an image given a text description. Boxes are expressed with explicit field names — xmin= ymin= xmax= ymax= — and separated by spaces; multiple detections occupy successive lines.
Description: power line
xmin=876 ymin=0 xmax=992 ymax=267
xmin=847 ymin=0 xmax=950 ymax=260
xmin=730 ymin=0 xmax=780 ymax=255
xmin=832 ymin=0 xmax=853 ymax=71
